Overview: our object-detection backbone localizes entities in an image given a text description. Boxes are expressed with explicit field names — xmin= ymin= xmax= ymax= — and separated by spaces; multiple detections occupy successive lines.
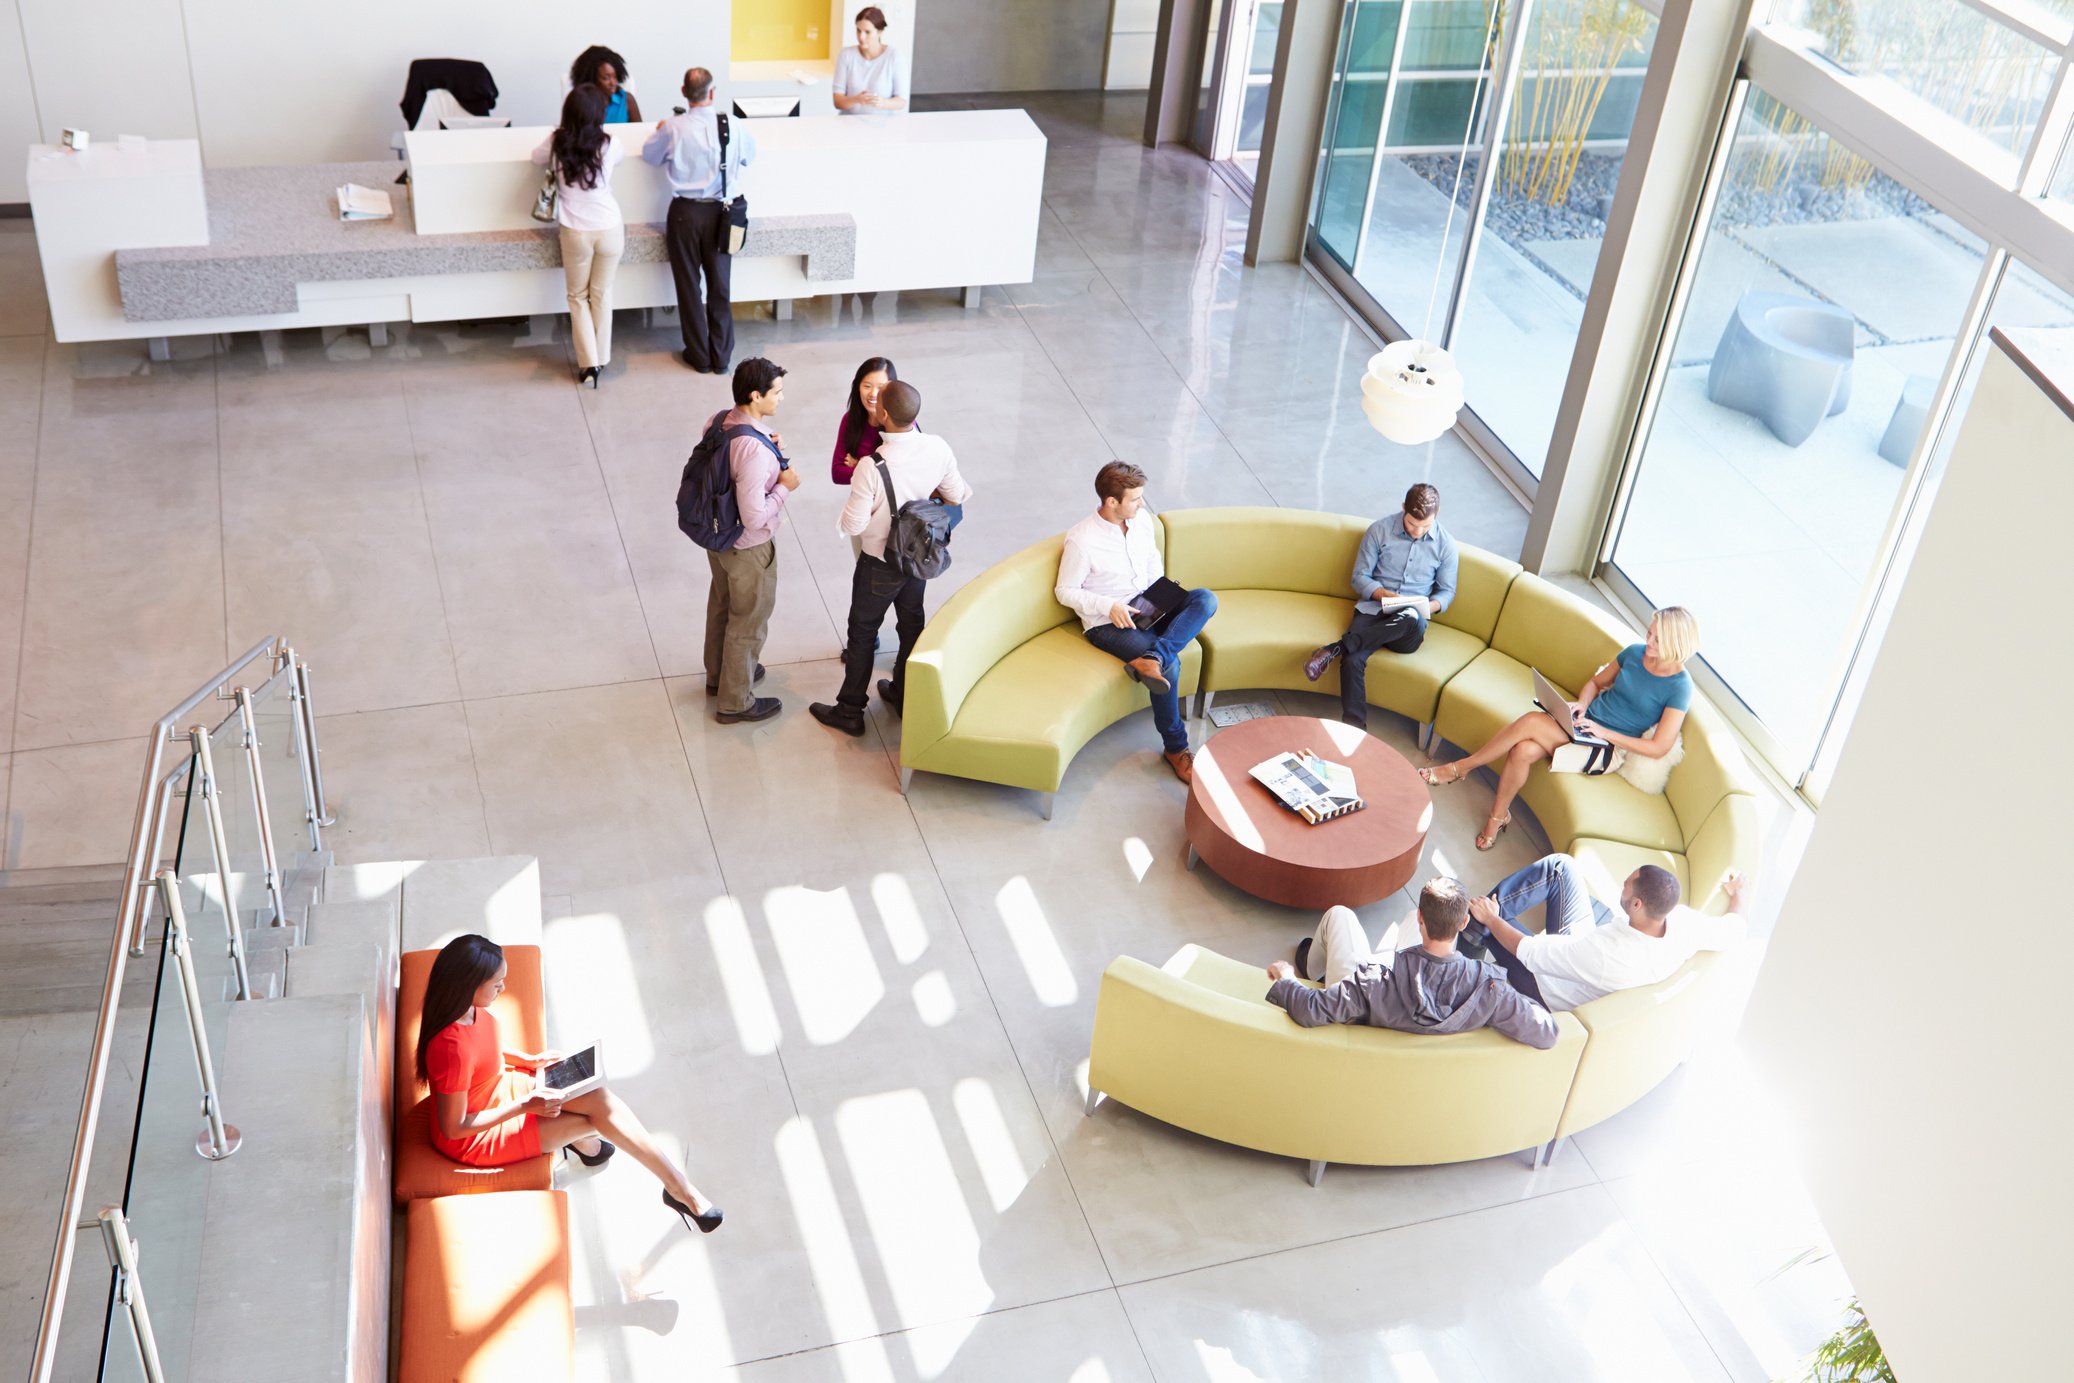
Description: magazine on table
xmin=1249 ymin=750 xmax=1365 ymax=825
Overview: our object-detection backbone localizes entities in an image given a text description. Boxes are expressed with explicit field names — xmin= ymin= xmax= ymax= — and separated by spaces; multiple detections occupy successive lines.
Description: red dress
xmin=425 ymin=1007 xmax=544 ymax=1166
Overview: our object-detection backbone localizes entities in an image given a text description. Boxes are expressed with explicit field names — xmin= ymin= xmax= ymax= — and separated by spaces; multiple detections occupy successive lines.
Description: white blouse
xmin=530 ymin=135 xmax=624 ymax=232
xmin=833 ymin=45 xmax=906 ymax=111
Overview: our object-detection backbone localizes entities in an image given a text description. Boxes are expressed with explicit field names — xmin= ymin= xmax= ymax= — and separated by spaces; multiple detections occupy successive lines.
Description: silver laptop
xmin=1532 ymin=668 xmax=1607 ymax=744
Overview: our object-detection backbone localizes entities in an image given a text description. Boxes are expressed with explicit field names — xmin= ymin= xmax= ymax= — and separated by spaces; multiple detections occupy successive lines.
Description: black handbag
xmin=717 ymin=113 xmax=748 ymax=253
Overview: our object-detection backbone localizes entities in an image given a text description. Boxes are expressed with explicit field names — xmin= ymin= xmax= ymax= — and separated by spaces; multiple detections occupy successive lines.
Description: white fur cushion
xmin=1615 ymin=736 xmax=1684 ymax=795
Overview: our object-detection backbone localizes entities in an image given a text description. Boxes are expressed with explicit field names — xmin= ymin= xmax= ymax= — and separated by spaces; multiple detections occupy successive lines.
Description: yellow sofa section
xmin=1087 ymin=945 xmax=1587 ymax=1178
xmin=1163 ymin=507 xmax=1521 ymax=731
xmin=1088 ymin=937 xmax=1742 ymax=1179
xmin=900 ymin=529 xmax=1200 ymax=815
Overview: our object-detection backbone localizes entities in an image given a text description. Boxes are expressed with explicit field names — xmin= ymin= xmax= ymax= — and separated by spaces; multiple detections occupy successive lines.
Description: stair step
xmin=398 ymin=856 xmax=542 ymax=952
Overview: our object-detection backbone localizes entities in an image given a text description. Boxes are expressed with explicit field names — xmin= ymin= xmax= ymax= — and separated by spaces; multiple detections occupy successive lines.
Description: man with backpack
xmin=809 ymin=380 xmax=970 ymax=737
xmin=690 ymin=357 xmax=796 ymax=723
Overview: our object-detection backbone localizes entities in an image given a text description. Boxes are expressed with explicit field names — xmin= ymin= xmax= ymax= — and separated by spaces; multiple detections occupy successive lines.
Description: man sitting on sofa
xmin=1461 ymin=854 xmax=1747 ymax=1011
xmin=1263 ymin=879 xmax=1559 ymax=1049
xmin=1054 ymin=461 xmax=1218 ymax=784
xmin=1302 ymin=482 xmax=1458 ymax=730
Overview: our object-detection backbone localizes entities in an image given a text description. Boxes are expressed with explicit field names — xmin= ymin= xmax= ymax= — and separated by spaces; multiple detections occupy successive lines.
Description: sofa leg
xmin=1198 ymin=690 xmax=1215 ymax=721
xmin=1185 ymin=843 xmax=1198 ymax=871
xmin=1419 ymin=722 xmax=1434 ymax=754
xmin=1533 ymin=1136 xmax=1563 ymax=1169
xmin=1084 ymin=1086 xmax=1103 ymax=1116
xmin=1306 ymin=1159 xmax=1326 ymax=1187
xmin=1038 ymin=791 xmax=1055 ymax=821
xmin=898 ymin=767 xmax=913 ymax=795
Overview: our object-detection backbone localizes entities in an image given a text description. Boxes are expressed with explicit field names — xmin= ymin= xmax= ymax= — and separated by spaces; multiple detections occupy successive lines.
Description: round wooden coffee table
xmin=1184 ymin=715 xmax=1432 ymax=910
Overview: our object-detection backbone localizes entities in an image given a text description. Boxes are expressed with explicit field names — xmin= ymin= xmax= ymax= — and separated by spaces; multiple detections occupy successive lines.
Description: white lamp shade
xmin=1360 ymin=340 xmax=1465 ymax=444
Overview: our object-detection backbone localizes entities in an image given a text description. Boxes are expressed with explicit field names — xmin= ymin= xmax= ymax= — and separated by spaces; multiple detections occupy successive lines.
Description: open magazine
xmin=1249 ymin=751 xmax=1365 ymax=825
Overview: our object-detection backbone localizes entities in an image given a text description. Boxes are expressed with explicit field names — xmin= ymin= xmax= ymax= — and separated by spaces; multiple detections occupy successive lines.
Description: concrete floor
xmin=0 ymin=91 xmax=1858 ymax=1382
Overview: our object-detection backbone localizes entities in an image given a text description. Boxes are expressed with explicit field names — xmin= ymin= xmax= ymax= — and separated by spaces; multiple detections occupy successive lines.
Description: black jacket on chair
xmin=400 ymin=59 xmax=498 ymax=127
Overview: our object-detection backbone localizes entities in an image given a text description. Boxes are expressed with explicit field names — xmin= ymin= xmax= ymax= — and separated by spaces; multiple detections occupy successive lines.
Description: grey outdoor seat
xmin=1878 ymin=373 xmax=1937 ymax=466
xmin=1705 ymin=292 xmax=1855 ymax=446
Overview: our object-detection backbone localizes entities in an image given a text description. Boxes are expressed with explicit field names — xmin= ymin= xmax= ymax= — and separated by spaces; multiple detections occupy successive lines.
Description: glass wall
xmin=1603 ymin=88 xmax=2074 ymax=773
xmin=1232 ymin=3 xmax=1289 ymax=180
xmin=1306 ymin=0 xmax=1661 ymax=477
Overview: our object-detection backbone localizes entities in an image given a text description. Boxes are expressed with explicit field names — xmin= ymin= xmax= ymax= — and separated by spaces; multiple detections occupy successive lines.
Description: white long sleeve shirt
xmin=839 ymin=430 xmax=971 ymax=560
xmin=1516 ymin=907 xmax=1747 ymax=1011
xmin=1055 ymin=510 xmax=1163 ymax=630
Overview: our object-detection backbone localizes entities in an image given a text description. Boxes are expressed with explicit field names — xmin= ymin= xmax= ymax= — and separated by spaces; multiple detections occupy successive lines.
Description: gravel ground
xmin=1403 ymin=149 xmax=1935 ymax=244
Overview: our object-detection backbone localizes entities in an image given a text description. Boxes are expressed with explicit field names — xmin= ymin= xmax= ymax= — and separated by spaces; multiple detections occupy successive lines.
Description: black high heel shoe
xmin=578 ymin=365 xmax=601 ymax=389
xmin=663 ymin=1188 xmax=724 ymax=1234
xmin=563 ymin=1138 xmax=615 ymax=1168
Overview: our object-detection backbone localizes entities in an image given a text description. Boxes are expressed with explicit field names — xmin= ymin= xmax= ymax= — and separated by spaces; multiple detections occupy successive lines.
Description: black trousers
xmin=1338 ymin=608 xmax=1426 ymax=726
xmin=664 ymin=198 xmax=733 ymax=370
xmin=837 ymin=554 xmax=925 ymax=711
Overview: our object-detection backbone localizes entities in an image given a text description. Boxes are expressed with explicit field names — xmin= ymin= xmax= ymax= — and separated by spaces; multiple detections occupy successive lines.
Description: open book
xmin=1354 ymin=593 xmax=1429 ymax=617
xmin=1250 ymin=751 xmax=1365 ymax=825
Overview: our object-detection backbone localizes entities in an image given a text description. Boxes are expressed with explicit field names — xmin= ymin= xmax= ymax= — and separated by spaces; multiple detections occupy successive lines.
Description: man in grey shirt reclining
xmin=1263 ymin=878 xmax=1560 ymax=1049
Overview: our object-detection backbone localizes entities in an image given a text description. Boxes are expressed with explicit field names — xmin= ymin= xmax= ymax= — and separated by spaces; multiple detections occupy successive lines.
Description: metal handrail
xmin=28 ymin=635 xmax=321 ymax=1383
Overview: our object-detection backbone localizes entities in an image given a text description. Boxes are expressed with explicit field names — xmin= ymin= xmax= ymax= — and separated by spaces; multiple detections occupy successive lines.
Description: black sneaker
xmin=681 ymin=349 xmax=710 ymax=372
xmin=706 ymin=663 xmax=766 ymax=696
xmin=716 ymin=696 xmax=781 ymax=724
xmin=809 ymin=702 xmax=867 ymax=737
xmin=1294 ymin=937 xmax=1314 ymax=981
xmin=876 ymin=678 xmax=902 ymax=715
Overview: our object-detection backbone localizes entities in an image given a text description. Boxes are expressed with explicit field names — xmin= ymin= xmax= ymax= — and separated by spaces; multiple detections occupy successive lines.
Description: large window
xmin=1307 ymin=0 xmax=1660 ymax=479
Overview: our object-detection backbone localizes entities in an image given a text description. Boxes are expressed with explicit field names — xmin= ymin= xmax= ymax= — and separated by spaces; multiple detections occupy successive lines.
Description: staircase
xmin=0 ymin=864 xmax=155 ymax=1016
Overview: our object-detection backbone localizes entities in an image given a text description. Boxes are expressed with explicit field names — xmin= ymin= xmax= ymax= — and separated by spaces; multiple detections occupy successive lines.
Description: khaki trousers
xmin=559 ymin=223 xmax=625 ymax=369
xmin=704 ymin=540 xmax=778 ymax=712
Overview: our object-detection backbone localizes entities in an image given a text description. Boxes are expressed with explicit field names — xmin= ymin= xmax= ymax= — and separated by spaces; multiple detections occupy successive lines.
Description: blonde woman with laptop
xmin=1420 ymin=607 xmax=1699 ymax=851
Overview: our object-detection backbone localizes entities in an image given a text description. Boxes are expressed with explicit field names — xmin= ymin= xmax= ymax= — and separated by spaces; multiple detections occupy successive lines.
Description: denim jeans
xmin=1466 ymin=853 xmax=1616 ymax=1005
xmin=1084 ymin=587 xmax=1218 ymax=754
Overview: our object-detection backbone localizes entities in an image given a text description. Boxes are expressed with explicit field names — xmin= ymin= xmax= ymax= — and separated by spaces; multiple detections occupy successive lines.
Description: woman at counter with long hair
xmin=532 ymin=83 xmax=624 ymax=388
xmin=417 ymin=933 xmax=723 ymax=1234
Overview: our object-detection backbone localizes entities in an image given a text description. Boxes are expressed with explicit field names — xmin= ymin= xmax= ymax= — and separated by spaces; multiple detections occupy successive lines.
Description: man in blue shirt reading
xmin=1304 ymin=483 xmax=1459 ymax=730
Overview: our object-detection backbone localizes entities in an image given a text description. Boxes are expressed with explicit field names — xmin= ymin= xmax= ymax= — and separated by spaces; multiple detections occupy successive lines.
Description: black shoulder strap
xmin=722 ymin=422 xmax=778 ymax=458
xmin=716 ymin=112 xmax=731 ymax=198
xmin=872 ymin=453 xmax=899 ymax=509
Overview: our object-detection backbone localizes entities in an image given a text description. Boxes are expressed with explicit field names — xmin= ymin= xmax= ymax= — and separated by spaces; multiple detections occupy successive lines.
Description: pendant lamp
xmin=1358 ymin=0 xmax=1503 ymax=449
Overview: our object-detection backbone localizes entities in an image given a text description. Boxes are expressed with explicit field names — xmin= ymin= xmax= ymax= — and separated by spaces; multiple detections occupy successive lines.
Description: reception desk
xmin=27 ymin=110 xmax=1046 ymax=345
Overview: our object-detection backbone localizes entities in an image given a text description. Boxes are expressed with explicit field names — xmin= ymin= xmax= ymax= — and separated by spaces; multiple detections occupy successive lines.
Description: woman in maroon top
xmin=417 ymin=933 xmax=725 ymax=1234
xmin=831 ymin=356 xmax=898 ymax=484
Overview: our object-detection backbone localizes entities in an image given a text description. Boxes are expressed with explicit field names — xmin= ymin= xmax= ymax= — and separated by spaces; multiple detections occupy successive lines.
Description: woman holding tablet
xmin=832 ymin=8 xmax=908 ymax=114
xmin=1420 ymin=607 xmax=1698 ymax=852
xmin=417 ymin=934 xmax=724 ymax=1233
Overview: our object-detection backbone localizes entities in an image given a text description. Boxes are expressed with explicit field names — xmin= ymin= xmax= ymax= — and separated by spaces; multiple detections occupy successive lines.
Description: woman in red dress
xmin=417 ymin=934 xmax=724 ymax=1233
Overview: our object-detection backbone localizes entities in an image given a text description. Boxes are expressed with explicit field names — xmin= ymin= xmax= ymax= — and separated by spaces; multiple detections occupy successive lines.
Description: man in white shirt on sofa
xmin=1054 ymin=462 xmax=1218 ymax=783
xmin=1462 ymin=853 xmax=1747 ymax=1011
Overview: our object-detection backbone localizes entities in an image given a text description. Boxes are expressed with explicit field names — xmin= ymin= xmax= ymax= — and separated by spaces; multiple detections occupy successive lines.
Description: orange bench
xmin=394 ymin=945 xmax=554 ymax=1201
xmin=399 ymin=1191 xmax=574 ymax=1382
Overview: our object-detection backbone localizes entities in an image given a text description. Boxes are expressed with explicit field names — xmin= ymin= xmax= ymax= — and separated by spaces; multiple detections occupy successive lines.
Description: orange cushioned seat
xmin=395 ymin=945 xmax=553 ymax=1202
xmin=400 ymin=1190 xmax=574 ymax=1383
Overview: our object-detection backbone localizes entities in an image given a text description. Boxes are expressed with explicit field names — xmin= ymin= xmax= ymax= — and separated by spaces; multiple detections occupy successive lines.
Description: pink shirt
xmin=711 ymin=407 xmax=788 ymax=549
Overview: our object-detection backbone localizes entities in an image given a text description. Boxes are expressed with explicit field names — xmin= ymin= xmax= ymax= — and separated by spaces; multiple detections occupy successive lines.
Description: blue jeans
xmin=1084 ymin=587 xmax=1218 ymax=754
xmin=1468 ymin=853 xmax=1616 ymax=1004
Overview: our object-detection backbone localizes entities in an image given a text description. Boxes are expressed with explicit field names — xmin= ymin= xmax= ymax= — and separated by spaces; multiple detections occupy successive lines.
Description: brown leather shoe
xmin=1163 ymin=749 xmax=1194 ymax=784
xmin=1304 ymin=645 xmax=1338 ymax=682
xmin=1129 ymin=656 xmax=1172 ymax=693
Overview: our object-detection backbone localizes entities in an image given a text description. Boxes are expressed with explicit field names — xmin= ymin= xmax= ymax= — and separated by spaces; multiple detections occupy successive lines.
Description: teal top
xmin=603 ymin=89 xmax=629 ymax=123
xmin=1589 ymin=644 xmax=1692 ymax=738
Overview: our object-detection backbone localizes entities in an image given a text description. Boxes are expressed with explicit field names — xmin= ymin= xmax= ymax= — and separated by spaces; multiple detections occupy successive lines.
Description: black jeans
xmin=837 ymin=554 xmax=925 ymax=711
xmin=664 ymin=198 xmax=733 ymax=370
xmin=1338 ymin=607 xmax=1427 ymax=726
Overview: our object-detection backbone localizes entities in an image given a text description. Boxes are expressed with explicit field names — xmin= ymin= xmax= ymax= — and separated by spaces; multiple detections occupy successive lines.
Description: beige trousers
xmin=559 ymin=223 xmax=625 ymax=369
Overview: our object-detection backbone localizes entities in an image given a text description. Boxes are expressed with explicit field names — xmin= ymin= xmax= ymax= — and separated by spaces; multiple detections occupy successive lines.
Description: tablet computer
xmin=534 ymin=1041 xmax=605 ymax=1100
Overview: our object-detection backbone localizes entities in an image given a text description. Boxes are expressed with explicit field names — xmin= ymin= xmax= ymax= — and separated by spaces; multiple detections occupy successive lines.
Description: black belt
xmin=673 ymin=195 xmax=725 ymax=203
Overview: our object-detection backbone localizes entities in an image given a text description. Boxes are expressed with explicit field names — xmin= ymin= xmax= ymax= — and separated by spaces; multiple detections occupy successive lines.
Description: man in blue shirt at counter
xmin=644 ymin=67 xmax=755 ymax=375
xmin=1303 ymin=482 xmax=1458 ymax=730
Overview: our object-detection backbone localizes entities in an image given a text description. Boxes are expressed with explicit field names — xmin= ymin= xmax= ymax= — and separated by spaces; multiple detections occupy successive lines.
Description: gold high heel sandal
xmin=1475 ymin=813 xmax=1511 ymax=851
xmin=1418 ymin=762 xmax=1466 ymax=786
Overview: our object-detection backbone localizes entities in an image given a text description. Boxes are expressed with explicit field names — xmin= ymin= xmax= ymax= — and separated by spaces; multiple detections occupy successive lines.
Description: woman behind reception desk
xmin=832 ymin=7 xmax=908 ymax=114
xmin=532 ymin=84 xmax=625 ymax=387
xmin=570 ymin=44 xmax=643 ymax=123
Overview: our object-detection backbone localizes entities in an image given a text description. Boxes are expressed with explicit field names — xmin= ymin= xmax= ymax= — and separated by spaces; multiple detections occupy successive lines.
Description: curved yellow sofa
xmin=904 ymin=507 xmax=1758 ymax=913
xmin=1086 ymin=936 xmax=1746 ymax=1179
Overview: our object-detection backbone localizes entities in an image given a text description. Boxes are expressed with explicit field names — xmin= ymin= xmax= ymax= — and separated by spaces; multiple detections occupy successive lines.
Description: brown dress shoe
xmin=1304 ymin=644 xmax=1339 ymax=682
xmin=1163 ymin=749 xmax=1194 ymax=784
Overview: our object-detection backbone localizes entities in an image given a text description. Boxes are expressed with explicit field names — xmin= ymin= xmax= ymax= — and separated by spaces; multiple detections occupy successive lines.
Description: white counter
xmin=406 ymin=110 xmax=1046 ymax=298
xmin=28 ymin=109 xmax=1047 ymax=344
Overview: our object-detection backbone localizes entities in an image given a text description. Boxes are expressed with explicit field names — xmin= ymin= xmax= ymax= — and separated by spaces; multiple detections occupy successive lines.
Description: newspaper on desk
xmin=1249 ymin=750 xmax=1365 ymax=825
xmin=335 ymin=183 xmax=394 ymax=221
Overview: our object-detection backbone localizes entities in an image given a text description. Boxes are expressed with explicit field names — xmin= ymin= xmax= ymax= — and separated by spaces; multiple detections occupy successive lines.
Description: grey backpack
xmin=872 ymin=455 xmax=961 ymax=579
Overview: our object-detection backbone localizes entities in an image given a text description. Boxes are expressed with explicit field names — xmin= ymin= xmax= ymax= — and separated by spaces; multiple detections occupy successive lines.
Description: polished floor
xmin=0 ymin=92 xmax=1853 ymax=1381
